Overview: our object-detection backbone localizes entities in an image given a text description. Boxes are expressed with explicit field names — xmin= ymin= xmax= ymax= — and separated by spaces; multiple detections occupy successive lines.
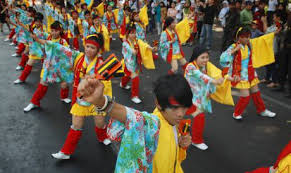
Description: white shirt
xmin=268 ymin=0 xmax=278 ymax=11
xmin=175 ymin=3 xmax=183 ymax=20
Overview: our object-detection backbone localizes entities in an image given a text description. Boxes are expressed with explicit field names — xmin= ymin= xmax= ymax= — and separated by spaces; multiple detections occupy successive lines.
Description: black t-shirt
xmin=202 ymin=4 xmax=216 ymax=25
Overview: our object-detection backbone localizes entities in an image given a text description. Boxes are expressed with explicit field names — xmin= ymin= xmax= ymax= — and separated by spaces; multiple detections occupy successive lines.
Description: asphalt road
xmin=0 ymin=25 xmax=290 ymax=173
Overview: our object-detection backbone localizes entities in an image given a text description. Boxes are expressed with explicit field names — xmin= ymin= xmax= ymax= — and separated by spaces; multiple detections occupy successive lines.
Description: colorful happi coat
xmin=159 ymin=29 xmax=184 ymax=63
xmin=185 ymin=62 xmax=216 ymax=113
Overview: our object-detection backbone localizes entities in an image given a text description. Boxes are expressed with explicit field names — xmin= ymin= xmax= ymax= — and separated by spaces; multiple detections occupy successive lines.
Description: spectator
xmin=274 ymin=13 xmax=291 ymax=98
xmin=250 ymin=20 xmax=264 ymax=38
xmin=153 ymin=1 xmax=162 ymax=35
xmin=253 ymin=1 xmax=266 ymax=32
xmin=195 ymin=0 xmax=204 ymax=39
xmin=267 ymin=0 xmax=278 ymax=26
xmin=264 ymin=12 xmax=282 ymax=88
xmin=218 ymin=0 xmax=229 ymax=28
xmin=161 ymin=2 xmax=167 ymax=25
xmin=167 ymin=1 xmax=178 ymax=18
xmin=276 ymin=3 xmax=288 ymax=24
xmin=199 ymin=0 xmax=216 ymax=50
xmin=176 ymin=0 xmax=183 ymax=22
xmin=240 ymin=1 xmax=253 ymax=28
xmin=221 ymin=1 xmax=240 ymax=52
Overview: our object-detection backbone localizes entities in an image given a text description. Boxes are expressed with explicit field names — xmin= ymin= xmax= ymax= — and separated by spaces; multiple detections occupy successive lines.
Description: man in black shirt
xmin=199 ymin=0 xmax=216 ymax=50
xmin=221 ymin=1 xmax=240 ymax=52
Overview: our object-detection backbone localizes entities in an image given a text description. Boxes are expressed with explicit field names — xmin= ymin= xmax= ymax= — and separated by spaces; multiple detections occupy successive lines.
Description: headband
xmin=168 ymin=96 xmax=181 ymax=106
xmin=85 ymin=34 xmax=100 ymax=48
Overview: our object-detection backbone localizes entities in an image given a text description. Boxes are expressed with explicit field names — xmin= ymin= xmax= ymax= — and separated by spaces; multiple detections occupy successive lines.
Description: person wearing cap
xmin=184 ymin=45 xmax=226 ymax=150
xmin=250 ymin=20 xmax=264 ymax=38
xmin=29 ymin=33 xmax=113 ymax=159
xmin=77 ymin=73 xmax=192 ymax=172
xmin=220 ymin=27 xmax=276 ymax=120
xmin=240 ymin=1 xmax=253 ymax=28
xmin=18 ymin=21 xmax=71 ymax=112
xmin=218 ymin=0 xmax=229 ymax=28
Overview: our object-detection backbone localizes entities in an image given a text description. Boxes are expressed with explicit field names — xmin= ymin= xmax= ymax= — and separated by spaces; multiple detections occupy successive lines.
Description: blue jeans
xmin=199 ymin=24 xmax=213 ymax=49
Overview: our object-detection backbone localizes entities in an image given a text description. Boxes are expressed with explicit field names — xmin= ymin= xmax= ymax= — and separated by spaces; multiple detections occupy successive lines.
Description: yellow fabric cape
xmin=102 ymin=24 xmax=110 ymax=51
xmin=206 ymin=62 xmax=234 ymax=106
xmin=139 ymin=5 xmax=149 ymax=26
xmin=137 ymin=40 xmax=155 ymax=69
xmin=277 ymin=154 xmax=291 ymax=173
xmin=152 ymin=108 xmax=186 ymax=173
xmin=96 ymin=2 xmax=104 ymax=17
xmin=175 ymin=18 xmax=191 ymax=44
xmin=113 ymin=9 xmax=119 ymax=24
xmin=250 ymin=32 xmax=275 ymax=68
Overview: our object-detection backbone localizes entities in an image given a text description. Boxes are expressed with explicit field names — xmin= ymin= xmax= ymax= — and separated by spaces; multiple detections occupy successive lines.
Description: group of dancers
xmin=3 ymin=0 xmax=288 ymax=172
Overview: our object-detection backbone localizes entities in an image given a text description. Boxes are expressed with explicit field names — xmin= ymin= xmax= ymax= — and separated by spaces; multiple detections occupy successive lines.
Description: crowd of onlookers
xmin=145 ymin=0 xmax=291 ymax=98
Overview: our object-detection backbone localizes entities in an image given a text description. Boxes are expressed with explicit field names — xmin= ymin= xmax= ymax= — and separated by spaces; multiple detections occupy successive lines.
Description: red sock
xmin=19 ymin=64 xmax=32 ymax=81
xmin=61 ymin=128 xmax=82 ymax=155
xmin=192 ymin=113 xmax=205 ymax=144
xmin=234 ymin=96 xmax=251 ymax=116
xmin=16 ymin=43 xmax=25 ymax=55
xmin=30 ymin=83 xmax=48 ymax=106
xmin=95 ymin=126 xmax=108 ymax=142
xmin=73 ymin=37 xmax=79 ymax=50
xmin=60 ymin=87 xmax=69 ymax=99
xmin=18 ymin=54 xmax=29 ymax=68
xmin=131 ymin=76 xmax=139 ymax=98
xmin=8 ymin=28 xmax=15 ymax=39
xmin=13 ymin=39 xmax=17 ymax=45
xmin=121 ymin=76 xmax=130 ymax=87
xmin=153 ymin=52 xmax=158 ymax=60
xmin=251 ymin=91 xmax=266 ymax=114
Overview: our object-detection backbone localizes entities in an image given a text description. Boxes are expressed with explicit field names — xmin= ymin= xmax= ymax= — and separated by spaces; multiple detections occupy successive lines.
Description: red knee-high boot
xmin=234 ymin=96 xmax=251 ymax=117
xmin=8 ymin=28 xmax=15 ymax=39
xmin=121 ymin=75 xmax=130 ymax=87
xmin=251 ymin=91 xmax=266 ymax=114
xmin=16 ymin=43 xmax=25 ymax=55
xmin=192 ymin=113 xmax=205 ymax=144
xmin=131 ymin=76 xmax=140 ymax=98
xmin=73 ymin=37 xmax=79 ymax=50
xmin=60 ymin=87 xmax=69 ymax=99
xmin=19 ymin=64 xmax=32 ymax=81
xmin=30 ymin=83 xmax=48 ymax=107
xmin=18 ymin=53 xmax=29 ymax=68
xmin=95 ymin=126 xmax=108 ymax=142
xmin=60 ymin=128 xmax=82 ymax=155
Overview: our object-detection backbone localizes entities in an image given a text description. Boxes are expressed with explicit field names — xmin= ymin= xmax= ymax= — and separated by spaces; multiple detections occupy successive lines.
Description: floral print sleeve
xmin=107 ymin=107 xmax=160 ymax=173
xmin=158 ymin=31 xmax=170 ymax=62
xmin=122 ymin=41 xmax=137 ymax=73
xmin=220 ymin=44 xmax=235 ymax=68
xmin=41 ymin=41 xmax=80 ymax=83
xmin=185 ymin=63 xmax=216 ymax=113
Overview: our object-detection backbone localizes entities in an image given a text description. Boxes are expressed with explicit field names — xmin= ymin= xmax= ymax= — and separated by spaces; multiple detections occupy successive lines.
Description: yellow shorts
xmin=29 ymin=55 xmax=42 ymax=60
xmin=70 ymin=80 xmax=112 ymax=117
xmin=234 ymin=78 xmax=260 ymax=89
xmin=172 ymin=53 xmax=184 ymax=60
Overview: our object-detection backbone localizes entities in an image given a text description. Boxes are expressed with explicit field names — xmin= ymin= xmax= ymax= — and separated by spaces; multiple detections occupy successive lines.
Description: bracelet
xmin=105 ymin=97 xmax=115 ymax=115
xmin=95 ymin=95 xmax=108 ymax=111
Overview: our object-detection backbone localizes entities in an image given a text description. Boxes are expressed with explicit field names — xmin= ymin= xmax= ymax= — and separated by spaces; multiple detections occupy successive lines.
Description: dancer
xmin=220 ymin=27 xmax=276 ymax=120
xmin=159 ymin=16 xmax=188 ymax=74
xmin=29 ymin=33 xmax=113 ymax=159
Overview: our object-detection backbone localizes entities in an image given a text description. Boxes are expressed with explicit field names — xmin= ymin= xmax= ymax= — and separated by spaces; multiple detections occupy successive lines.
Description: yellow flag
xmin=250 ymin=33 xmax=275 ymax=68
xmin=139 ymin=5 xmax=149 ymax=26
xmin=207 ymin=62 xmax=234 ymax=106
xmin=96 ymin=2 xmax=104 ymax=17
xmin=137 ymin=40 xmax=155 ymax=69
xmin=175 ymin=18 xmax=191 ymax=44
xmin=102 ymin=24 xmax=110 ymax=51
